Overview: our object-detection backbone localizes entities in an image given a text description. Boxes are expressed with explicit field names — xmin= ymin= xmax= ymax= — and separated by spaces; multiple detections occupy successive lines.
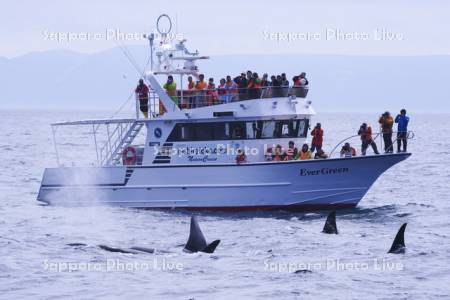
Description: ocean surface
xmin=0 ymin=110 xmax=449 ymax=299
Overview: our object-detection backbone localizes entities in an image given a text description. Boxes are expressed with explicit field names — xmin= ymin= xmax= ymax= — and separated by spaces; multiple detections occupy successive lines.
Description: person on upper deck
xmin=195 ymin=74 xmax=207 ymax=107
xmin=378 ymin=111 xmax=394 ymax=153
xmin=310 ymin=123 xmax=324 ymax=153
xmin=163 ymin=75 xmax=178 ymax=103
xmin=206 ymin=78 xmax=218 ymax=106
xmin=186 ymin=76 xmax=196 ymax=109
xmin=261 ymin=73 xmax=270 ymax=98
xmin=234 ymin=73 xmax=247 ymax=101
xmin=135 ymin=79 xmax=149 ymax=118
xmin=218 ymin=78 xmax=227 ymax=104
xmin=340 ymin=142 xmax=357 ymax=158
xmin=248 ymin=72 xmax=262 ymax=99
xmin=225 ymin=75 xmax=239 ymax=102
xmin=297 ymin=143 xmax=312 ymax=160
xmin=271 ymin=75 xmax=283 ymax=98
xmin=395 ymin=108 xmax=410 ymax=153
xmin=298 ymin=72 xmax=309 ymax=97
xmin=281 ymin=73 xmax=290 ymax=97
xmin=358 ymin=123 xmax=380 ymax=156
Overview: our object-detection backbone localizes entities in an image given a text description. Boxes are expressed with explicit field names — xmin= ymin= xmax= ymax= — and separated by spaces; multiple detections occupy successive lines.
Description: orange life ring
xmin=122 ymin=146 xmax=137 ymax=165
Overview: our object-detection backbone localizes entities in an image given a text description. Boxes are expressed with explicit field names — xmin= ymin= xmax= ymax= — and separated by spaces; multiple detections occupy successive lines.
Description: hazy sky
xmin=1 ymin=0 xmax=450 ymax=58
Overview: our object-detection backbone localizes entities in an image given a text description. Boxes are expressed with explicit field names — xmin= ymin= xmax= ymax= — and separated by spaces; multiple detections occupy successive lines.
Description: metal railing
xmin=136 ymin=86 xmax=309 ymax=117
xmin=328 ymin=130 xmax=415 ymax=158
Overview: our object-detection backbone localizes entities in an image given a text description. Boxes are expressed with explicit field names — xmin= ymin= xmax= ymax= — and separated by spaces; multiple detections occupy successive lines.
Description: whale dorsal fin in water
xmin=184 ymin=216 xmax=220 ymax=253
xmin=388 ymin=223 xmax=407 ymax=254
xmin=322 ymin=211 xmax=338 ymax=234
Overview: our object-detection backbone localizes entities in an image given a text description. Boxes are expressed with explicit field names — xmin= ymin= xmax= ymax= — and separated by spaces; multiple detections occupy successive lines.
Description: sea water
xmin=0 ymin=110 xmax=449 ymax=299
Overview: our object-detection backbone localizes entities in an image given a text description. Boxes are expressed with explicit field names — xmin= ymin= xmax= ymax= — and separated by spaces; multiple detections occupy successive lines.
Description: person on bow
xmin=358 ymin=123 xmax=380 ymax=156
xmin=340 ymin=142 xmax=357 ymax=158
xmin=297 ymin=143 xmax=312 ymax=160
xmin=310 ymin=123 xmax=324 ymax=153
xmin=395 ymin=108 xmax=410 ymax=152
xmin=195 ymin=74 xmax=207 ymax=107
xmin=135 ymin=79 xmax=149 ymax=118
xmin=378 ymin=111 xmax=394 ymax=153
xmin=284 ymin=141 xmax=298 ymax=161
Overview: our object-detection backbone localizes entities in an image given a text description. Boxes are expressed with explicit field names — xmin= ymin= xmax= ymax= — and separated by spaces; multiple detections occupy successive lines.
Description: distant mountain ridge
xmin=0 ymin=46 xmax=449 ymax=113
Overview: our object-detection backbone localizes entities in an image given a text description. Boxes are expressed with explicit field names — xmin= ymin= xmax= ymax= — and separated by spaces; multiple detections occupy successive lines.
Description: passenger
xmin=310 ymin=123 xmax=324 ymax=153
xmin=195 ymin=74 xmax=207 ymax=107
xmin=340 ymin=142 xmax=357 ymax=158
xmin=314 ymin=149 xmax=328 ymax=159
xmin=378 ymin=111 xmax=394 ymax=153
xmin=261 ymin=73 xmax=270 ymax=98
xmin=270 ymin=75 xmax=281 ymax=98
xmin=291 ymin=75 xmax=301 ymax=97
xmin=225 ymin=75 xmax=239 ymax=102
xmin=297 ymin=143 xmax=312 ymax=160
xmin=236 ymin=149 xmax=247 ymax=164
xmin=248 ymin=72 xmax=262 ymax=99
xmin=298 ymin=72 xmax=309 ymax=97
xmin=358 ymin=123 xmax=380 ymax=155
xmin=273 ymin=144 xmax=285 ymax=161
xmin=218 ymin=78 xmax=227 ymax=104
xmin=163 ymin=75 xmax=178 ymax=103
xmin=284 ymin=141 xmax=298 ymax=161
xmin=395 ymin=108 xmax=410 ymax=153
xmin=135 ymin=79 xmax=149 ymax=118
xmin=281 ymin=73 xmax=290 ymax=96
xmin=186 ymin=76 xmax=196 ymax=108
xmin=206 ymin=78 xmax=218 ymax=106
xmin=236 ymin=72 xmax=248 ymax=100
xmin=264 ymin=147 xmax=273 ymax=161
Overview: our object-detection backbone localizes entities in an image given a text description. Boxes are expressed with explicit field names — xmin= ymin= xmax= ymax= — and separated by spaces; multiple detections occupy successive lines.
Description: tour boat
xmin=37 ymin=15 xmax=412 ymax=211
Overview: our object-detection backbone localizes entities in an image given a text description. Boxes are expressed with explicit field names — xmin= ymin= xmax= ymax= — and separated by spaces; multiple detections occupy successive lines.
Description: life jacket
xmin=360 ymin=126 xmax=373 ymax=141
xmin=379 ymin=116 xmax=394 ymax=133
xmin=195 ymin=80 xmax=207 ymax=90
xmin=299 ymin=150 xmax=312 ymax=160
xmin=218 ymin=83 xmax=227 ymax=95
xmin=135 ymin=83 xmax=149 ymax=100
xmin=206 ymin=83 xmax=218 ymax=105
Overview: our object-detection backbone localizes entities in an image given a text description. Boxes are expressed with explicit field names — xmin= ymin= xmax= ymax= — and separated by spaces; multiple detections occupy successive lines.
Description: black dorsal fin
xmin=183 ymin=216 xmax=207 ymax=253
xmin=202 ymin=240 xmax=220 ymax=254
xmin=388 ymin=223 xmax=407 ymax=254
xmin=322 ymin=211 xmax=338 ymax=234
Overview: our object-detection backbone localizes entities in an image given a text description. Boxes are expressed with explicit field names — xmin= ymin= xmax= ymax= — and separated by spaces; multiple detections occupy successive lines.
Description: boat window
xmin=166 ymin=119 xmax=309 ymax=142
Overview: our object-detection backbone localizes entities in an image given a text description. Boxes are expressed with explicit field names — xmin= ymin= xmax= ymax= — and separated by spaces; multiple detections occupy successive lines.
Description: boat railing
xmin=328 ymin=130 xmax=415 ymax=158
xmin=142 ymin=85 xmax=309 ymax=116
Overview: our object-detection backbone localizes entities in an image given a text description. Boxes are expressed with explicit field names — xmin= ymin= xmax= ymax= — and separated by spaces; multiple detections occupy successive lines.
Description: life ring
xmin=122 ymin=146 xmax=137 ymax=165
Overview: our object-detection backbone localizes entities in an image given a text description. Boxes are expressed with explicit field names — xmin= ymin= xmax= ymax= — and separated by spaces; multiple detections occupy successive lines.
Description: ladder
xmin=101 ymin=121 xmax=145 ymax=166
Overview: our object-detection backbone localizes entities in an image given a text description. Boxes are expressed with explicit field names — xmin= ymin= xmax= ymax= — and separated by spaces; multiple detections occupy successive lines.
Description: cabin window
xmin=166 ymin=119 xmax=309 ymax=142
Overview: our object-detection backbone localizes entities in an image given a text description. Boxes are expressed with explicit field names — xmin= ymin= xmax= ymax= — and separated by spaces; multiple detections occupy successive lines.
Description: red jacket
xmin=135 ymin=84 xmax=149 ymax=100
xmin=311 ymin=128 xmax=323 ymax=146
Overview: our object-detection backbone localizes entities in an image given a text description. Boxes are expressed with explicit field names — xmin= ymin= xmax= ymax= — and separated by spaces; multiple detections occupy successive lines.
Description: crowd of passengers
xmin=134 ymin=71 xmax=309 ymax=116
xmin=235 ymin=109 xmax=410 ymax=164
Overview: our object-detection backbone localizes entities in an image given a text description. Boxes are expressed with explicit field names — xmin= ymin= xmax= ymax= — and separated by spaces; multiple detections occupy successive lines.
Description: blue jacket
xmin=395 ymin=114 xmax=410 ymax=132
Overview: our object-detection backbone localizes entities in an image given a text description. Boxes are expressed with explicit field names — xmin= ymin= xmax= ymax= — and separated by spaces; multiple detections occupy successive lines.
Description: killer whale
xmin=322 ymin=211 xmax=338 ymax=234
xmin=388 ymin=223 xmax=407 ymax=254
xmin=183 ymin=216 xmax=220 ymax=253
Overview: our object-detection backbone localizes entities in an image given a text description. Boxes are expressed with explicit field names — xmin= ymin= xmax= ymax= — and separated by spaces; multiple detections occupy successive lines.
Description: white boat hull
xmin=37 ymin=153 xmax=410 ymax=211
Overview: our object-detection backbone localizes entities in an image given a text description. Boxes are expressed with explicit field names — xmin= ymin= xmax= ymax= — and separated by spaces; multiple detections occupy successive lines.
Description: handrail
xmin=328 ymin=130 xmax=415 ymax=158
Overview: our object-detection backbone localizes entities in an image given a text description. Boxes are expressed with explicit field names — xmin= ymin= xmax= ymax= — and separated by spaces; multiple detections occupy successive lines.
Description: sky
xmin=1 ymin=0 xmax=450 ymax=58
